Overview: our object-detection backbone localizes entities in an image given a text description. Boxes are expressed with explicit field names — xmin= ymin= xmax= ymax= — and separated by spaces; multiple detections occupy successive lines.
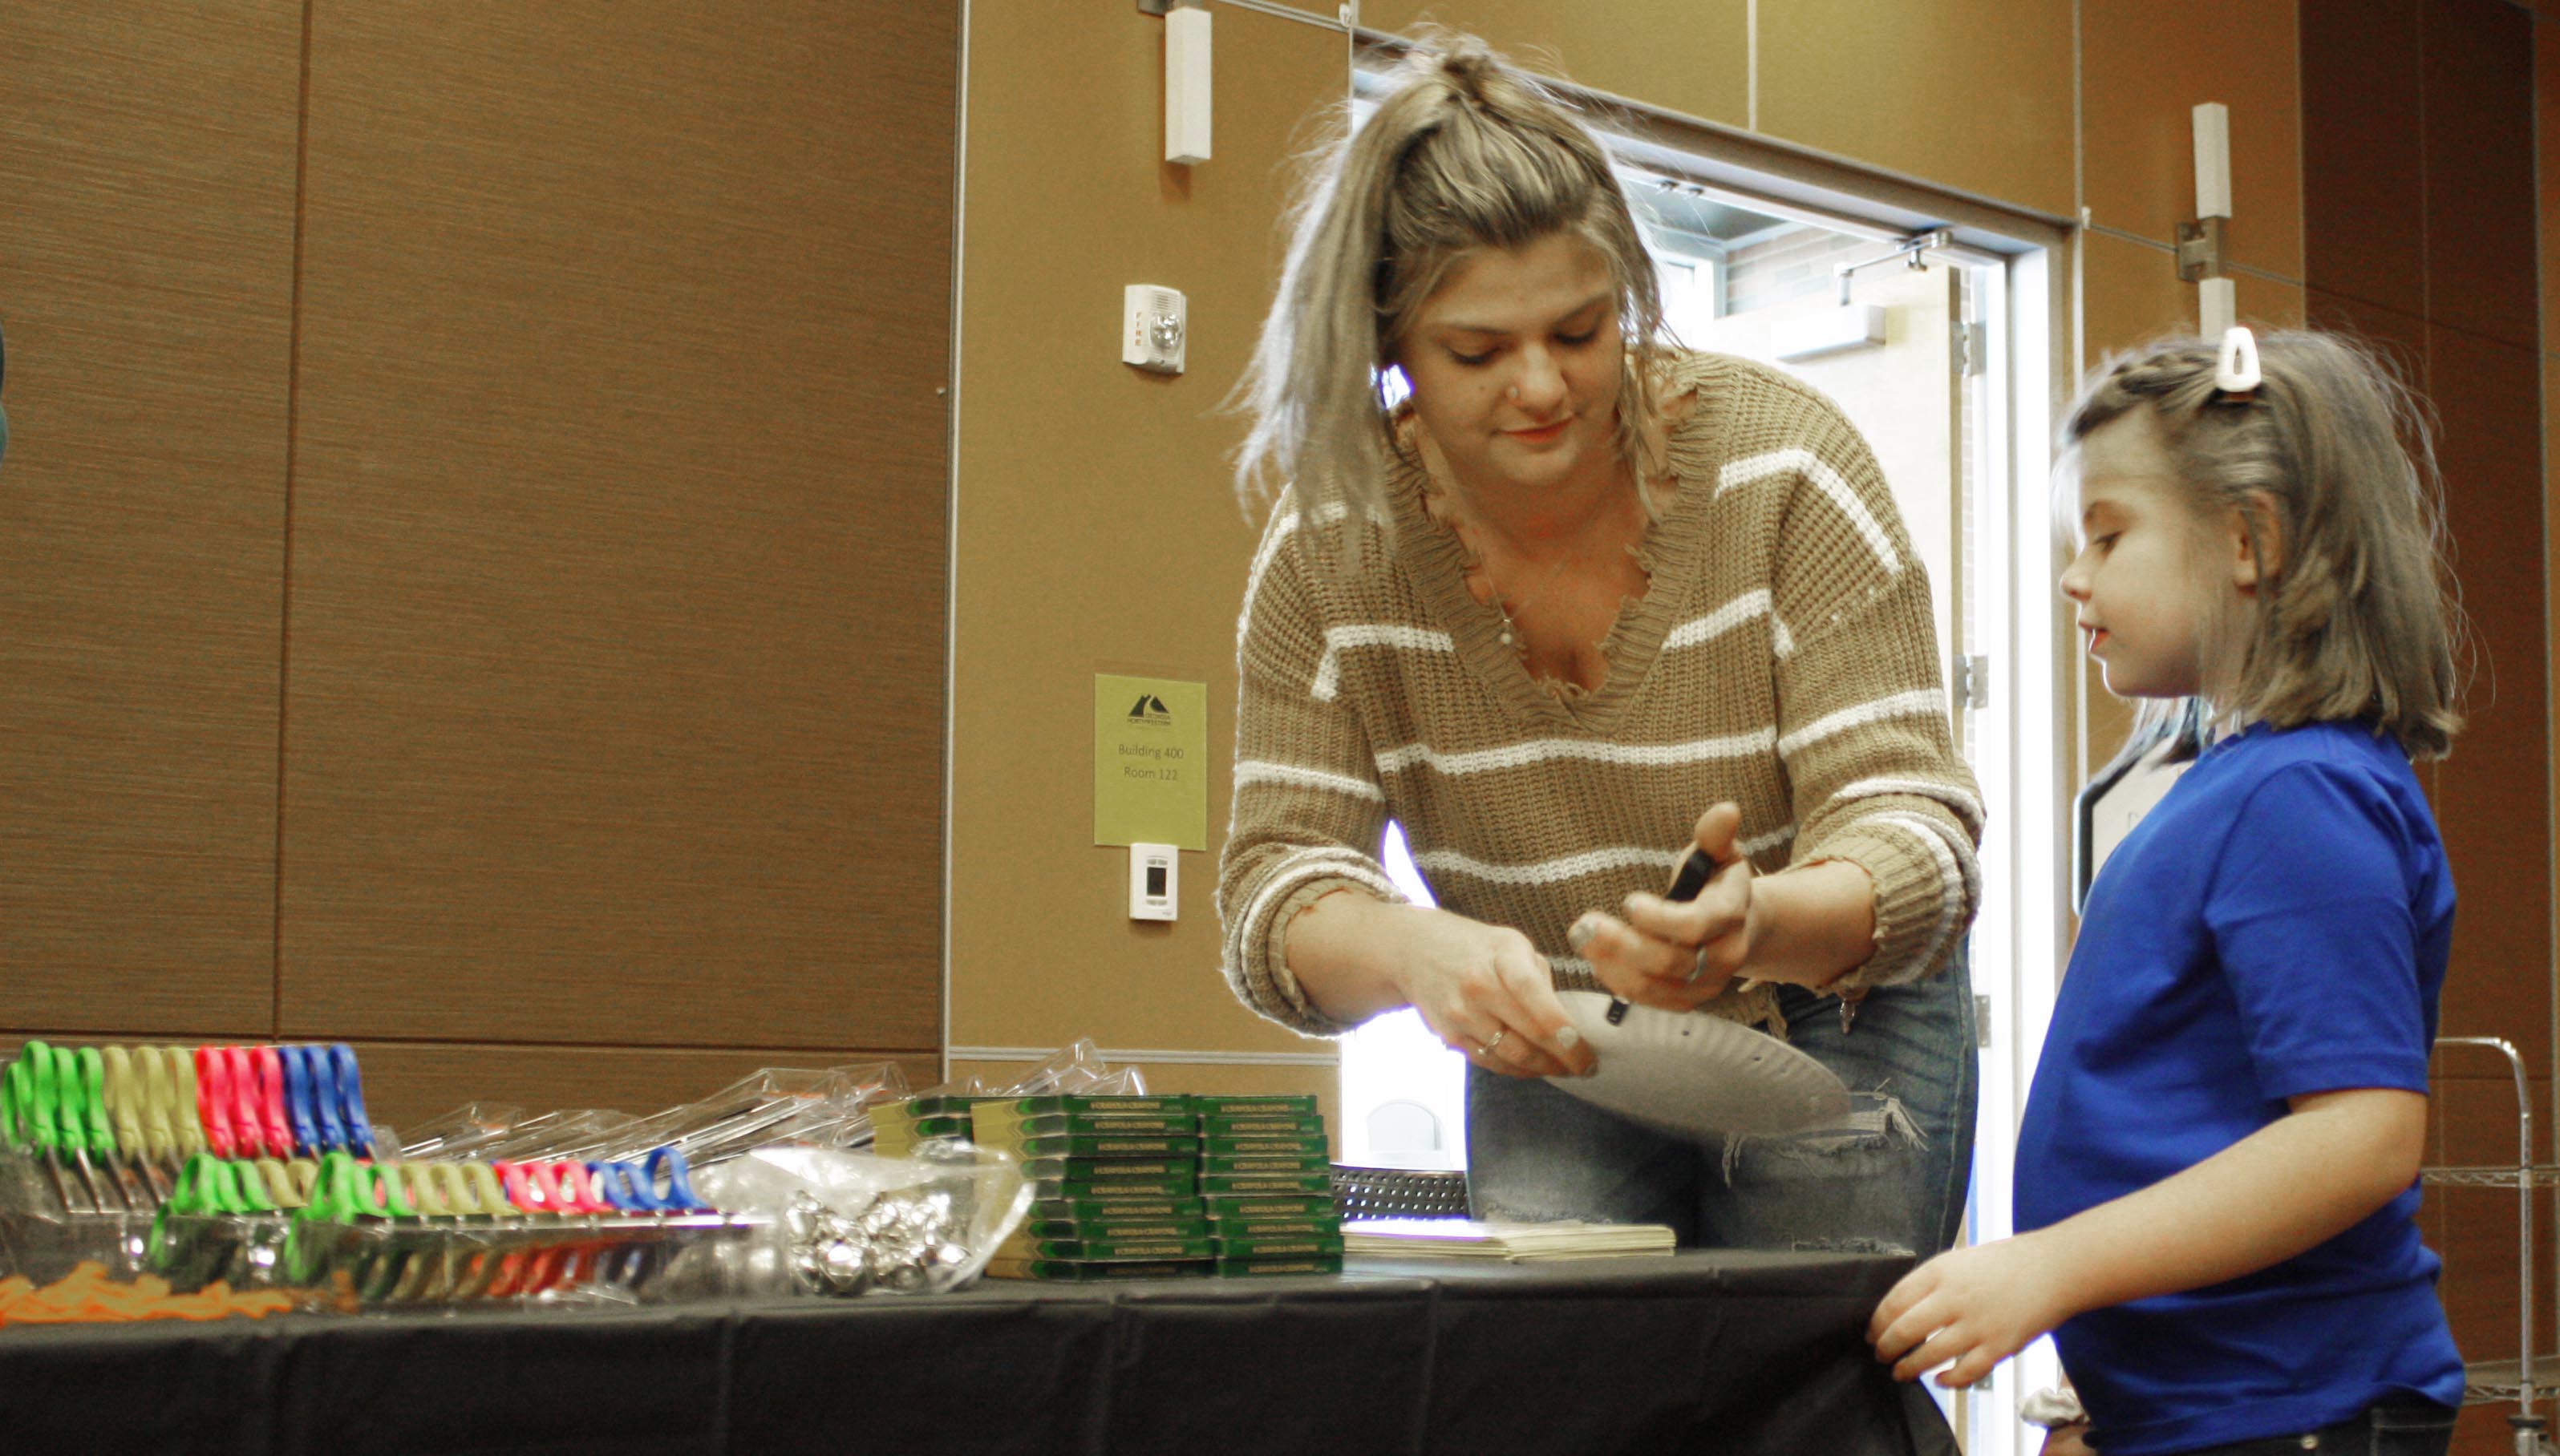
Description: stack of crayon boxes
xmin=1195 ymin=1094 xmax=1342 ymax=1278
xmin=965 ymin=1093 xmax=1342 ymax=1281
xmin=869 ymin=1094 xmax=982 ymax=1157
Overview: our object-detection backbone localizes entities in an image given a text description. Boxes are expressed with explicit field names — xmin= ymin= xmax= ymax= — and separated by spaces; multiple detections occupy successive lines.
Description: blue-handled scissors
xmin=584 ymin=1146 xmax=703 ymax=1213
xmin=280 ymin=1045 xmax=322 ymax=1155
xmin=326 ymin=1045 xmax=372 ymax=1156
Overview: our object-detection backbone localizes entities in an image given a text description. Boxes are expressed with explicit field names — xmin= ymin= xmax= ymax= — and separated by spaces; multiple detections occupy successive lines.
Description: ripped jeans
xmin=1466 ymin=945 xmax=1979 ymax=1256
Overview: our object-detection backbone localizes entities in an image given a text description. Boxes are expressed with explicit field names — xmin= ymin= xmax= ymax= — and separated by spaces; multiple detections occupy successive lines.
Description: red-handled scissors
xmin=251 ymin=1046 xmax=290 ymax=1160
xmin=224 ymin=1047 xmax=264 ymax=1159
xmin=494 ymin=1160 xmax=565 ymax=1215
xmin=194 ymin=1045 xmax=237 ymax=1159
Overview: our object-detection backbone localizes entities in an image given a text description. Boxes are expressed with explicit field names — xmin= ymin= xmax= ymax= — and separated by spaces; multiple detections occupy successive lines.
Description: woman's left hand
xmin=1574 ymin=803 xmax=1757 ymax=1009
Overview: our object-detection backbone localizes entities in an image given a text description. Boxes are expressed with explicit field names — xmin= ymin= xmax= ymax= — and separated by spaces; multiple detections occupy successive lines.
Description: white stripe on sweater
xmin=1715 ymin=448 xmax=1902 ymax=575
xmin=1413 ymin=843 xmax=1686 ymax=888
xmin=1776 ymin=689 xmax=1946 ymax=759
xmin=1866 ymin=811 xmax=1970 ymax=983
xmin=1835 ymin=776 xmax=1985 ymax=838
xmin=1310 ymin=624 xmax=1456 ymax=702
xmin=1237 ymin=502 xmax=1348 ymax=649
xmin=1738 ymin=823 xmax=1798 ymax=859
xmin=1237 ymin=847 xmax=1400 ymax=959
xmin=1375 ymin=728 xmax=1778 ymax=779
xmin=1662 ymin=588 xmax=1795 ymax=659
xmin=1235 ymin=759 xmax=1386 ymax=803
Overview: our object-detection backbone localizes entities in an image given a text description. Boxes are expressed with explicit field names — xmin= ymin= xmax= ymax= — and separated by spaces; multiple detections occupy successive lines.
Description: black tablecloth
xmin=0 ymin=1248 xmax=1956 ymax=1456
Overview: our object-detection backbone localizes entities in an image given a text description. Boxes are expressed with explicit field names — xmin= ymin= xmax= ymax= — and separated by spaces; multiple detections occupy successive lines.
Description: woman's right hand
xmin=1387 ymin=907 xmax=1598 ymax=1079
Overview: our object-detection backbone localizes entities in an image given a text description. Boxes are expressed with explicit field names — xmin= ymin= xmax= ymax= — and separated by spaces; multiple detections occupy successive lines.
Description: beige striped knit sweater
xmin=1217 ymin=351 xmax=1983 ymax=1040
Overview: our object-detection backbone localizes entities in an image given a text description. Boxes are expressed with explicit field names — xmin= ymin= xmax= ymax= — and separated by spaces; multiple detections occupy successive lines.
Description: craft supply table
xmin=0 ymin=1248 xmax=1955 ymax=1455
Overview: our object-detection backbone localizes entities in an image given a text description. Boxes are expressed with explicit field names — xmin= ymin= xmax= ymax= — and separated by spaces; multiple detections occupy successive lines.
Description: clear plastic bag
xmin=693 ymin=1142 xmax=1031 ymax=1297
xmin=391 ymin=1062 xmax=912 ymax=1168
xmin=993 ymin=1039 xmax=1146 ymax=1098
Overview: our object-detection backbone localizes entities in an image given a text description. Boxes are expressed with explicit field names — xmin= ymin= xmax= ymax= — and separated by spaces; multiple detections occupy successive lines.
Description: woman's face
xmin=1392 ymin=233 xmax=1624 ymax=498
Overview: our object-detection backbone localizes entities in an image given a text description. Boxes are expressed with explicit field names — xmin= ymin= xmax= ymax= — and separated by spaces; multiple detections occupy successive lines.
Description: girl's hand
xmin=1574 ymin=804 xmax=1756 ymax=1008
xmin=1389 ymin=908 xmax=1599 ymax=1079
xmin=1867 ymin=1234 xmax=2080 ymax=1387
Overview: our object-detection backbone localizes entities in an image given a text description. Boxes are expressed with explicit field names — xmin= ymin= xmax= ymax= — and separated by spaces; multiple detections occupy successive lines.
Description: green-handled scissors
xmin=9 ymin=1042 xmax=84 ymax=1214
xmin=168 ymin=1153 xmax=269 ymax=1217
xmin=302 ymin=1150 xmax=417 ymax=1223
xmin=55 ymin=1044 xmax=124 ymax=1213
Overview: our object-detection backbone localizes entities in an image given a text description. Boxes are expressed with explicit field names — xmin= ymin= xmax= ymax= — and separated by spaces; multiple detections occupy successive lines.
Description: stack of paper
xmin=1342 ymin=1218 xmax=1676 ymax=1262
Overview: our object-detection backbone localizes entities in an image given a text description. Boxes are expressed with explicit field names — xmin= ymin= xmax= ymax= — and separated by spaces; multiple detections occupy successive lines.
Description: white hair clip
xmin=2214 ymin=325 xmax=2262 ymax=395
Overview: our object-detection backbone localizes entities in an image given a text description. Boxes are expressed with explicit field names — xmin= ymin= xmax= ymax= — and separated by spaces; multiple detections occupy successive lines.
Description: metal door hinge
xmin=1954 ymin=320 xmax=1987 ymax=377
xmin=1974 ymin=994 xmax=1992 ymax=1050
xmin=1951 ymin=654 xmax=1991 ymax=710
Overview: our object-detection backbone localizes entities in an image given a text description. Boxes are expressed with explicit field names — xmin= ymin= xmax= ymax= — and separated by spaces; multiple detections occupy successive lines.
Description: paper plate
xmin=1545 ymin=992 xmax=1853 ymax=1139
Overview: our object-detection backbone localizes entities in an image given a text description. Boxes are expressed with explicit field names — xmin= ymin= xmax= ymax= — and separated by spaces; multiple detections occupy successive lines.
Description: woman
xmin=1216 ymin=36 xmax=1981 ymax=1256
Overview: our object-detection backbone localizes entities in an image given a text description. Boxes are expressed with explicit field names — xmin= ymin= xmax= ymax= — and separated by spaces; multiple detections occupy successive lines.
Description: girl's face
xmin=2060 ymin=411 xmax=2253 ymax=700
xmin=1392 ymin=233 xmax=1625 ymax=499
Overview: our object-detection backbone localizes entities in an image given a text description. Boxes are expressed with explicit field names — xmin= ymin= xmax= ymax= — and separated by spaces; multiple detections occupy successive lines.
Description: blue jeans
xmin=1467 ymin=945 xmax=1979 ymax=1256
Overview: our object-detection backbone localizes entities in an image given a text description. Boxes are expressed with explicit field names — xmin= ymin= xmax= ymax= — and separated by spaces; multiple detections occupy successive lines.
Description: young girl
xmin=1867 ymin=327 xmax=2467 ymax=1456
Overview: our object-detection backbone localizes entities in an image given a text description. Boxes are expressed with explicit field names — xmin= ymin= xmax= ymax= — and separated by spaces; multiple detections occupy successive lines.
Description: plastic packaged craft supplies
xmin=0 ymin=1040 xmax=1174 ymax=1315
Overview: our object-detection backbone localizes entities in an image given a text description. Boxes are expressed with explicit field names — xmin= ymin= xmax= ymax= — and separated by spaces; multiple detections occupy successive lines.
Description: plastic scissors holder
xmin=276 ymin=1211 xmax=775 ymax=1308
xmin=0 ymin=1144 xmax=154 ymax=1284
xmin=144 ymin=1209 xmax=301 ymax=1296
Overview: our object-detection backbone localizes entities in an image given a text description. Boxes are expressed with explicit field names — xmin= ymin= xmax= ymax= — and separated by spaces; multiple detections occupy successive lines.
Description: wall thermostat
xmin=1130 ymin=843 xmax=1177 ymax=921
xmin=1123 ymin=285 xmax=1186 ymax=374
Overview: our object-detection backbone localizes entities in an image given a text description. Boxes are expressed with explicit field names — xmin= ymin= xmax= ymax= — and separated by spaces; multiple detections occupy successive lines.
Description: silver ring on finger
xmin=1683 ymin=943 xmax=1713 ymax=985
xmin=1478 ymin=1028 xmax=1509 ymax=1056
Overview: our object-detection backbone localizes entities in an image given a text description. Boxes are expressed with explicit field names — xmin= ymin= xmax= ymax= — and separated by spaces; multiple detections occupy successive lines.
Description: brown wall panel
xmin=2310 ymin=10 xmax=2554 ymax=1429
xmin=0 ymin=5 xmax=301 ymax=1034
xmin=2305 ymin=289 xmax=2435 ymax=391
xmin=2428 ymin=324 xmax=2553 ymax=1079
xmin=947 ymin=2 xmax=1346 ymax=1054
xmin=2424 ymin=0 xmax=2539 ymax=350
xmin=2082 ymin=0 xmax=2303 ymax=275
xmin=2080 ymin=233 xmax=2304 ymax=406
xmin=2303 ymin=0 xmax=2428 ymax=317
xmin=1359 ymin=0 xmax=1749 ymax=130
xmin=275 ymin=3 xmax=953 ymax=1050
xmin=1758 ymin=0 xmax=2075 ymax=217
xmin=2542 ymin=19 xmax=2560 ymax=342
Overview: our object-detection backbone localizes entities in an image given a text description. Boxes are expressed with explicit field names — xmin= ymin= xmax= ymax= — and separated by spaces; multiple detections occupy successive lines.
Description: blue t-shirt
xmin=2015 ymin=721 xmax=2464 ymax=1454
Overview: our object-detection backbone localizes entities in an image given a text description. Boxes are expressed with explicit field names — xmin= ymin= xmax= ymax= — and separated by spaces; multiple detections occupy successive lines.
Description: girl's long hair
xmin=2060 ymin=330 xmax=2469 ymax=766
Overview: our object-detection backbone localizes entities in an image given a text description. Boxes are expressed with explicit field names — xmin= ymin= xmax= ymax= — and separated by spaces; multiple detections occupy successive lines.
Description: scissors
xmin=46 ymin=1044 xmax=120 ymax=1214
xmin=585 ymin=1146 xmax=705 ymax=1213
xmin=326 ymin=1045 xmax=374 ymax=1156
xmin=194 ymin=1045 xmax=239 ymax=1159
xmin=99 ymin=1046 xmax=170 ymax=1205
xmin=74 ymin=1045 xmax=148 ymax=1211
xmin=155 ymin=1046 xmax=206 ymax=1164
xmin=6 ymin=1042 xmax=83 ymax=1214
xmin=168 ymin=1153 xmax=277 ymax=1218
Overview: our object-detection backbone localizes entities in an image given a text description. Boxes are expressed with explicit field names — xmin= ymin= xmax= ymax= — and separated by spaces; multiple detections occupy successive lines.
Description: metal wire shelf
xmin=2423 ymin=1166 xmax=2560 ymax=1191
xmin=2463 ymin=1360 xmax=2557 ymax=1408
